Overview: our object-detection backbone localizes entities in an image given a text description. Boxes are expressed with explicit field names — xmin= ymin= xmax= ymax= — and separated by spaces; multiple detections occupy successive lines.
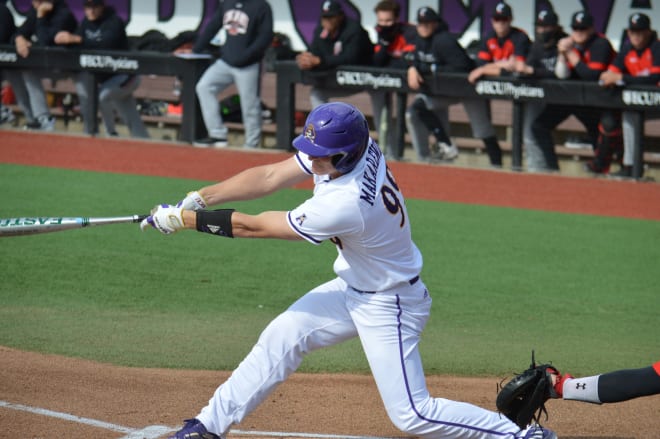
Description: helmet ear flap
xmin=331 ymin=153 xmax=345 ymax=167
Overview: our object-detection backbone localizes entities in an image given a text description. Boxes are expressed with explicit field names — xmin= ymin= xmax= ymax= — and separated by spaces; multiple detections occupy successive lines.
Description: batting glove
xmin=176 ymin=190 xmax=207 ymax=211
xmin=140 ymin=204 xmax=185 ymax=234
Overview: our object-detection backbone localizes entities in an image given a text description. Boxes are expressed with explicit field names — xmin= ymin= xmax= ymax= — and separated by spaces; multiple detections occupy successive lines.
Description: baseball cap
xmin=320 ymin=0 xmax=343 ymax=18
xmin=571 ymin=10 xmax=594 ymax=30
xmin=536 ymin=9 xmax=558 ymax=26
xmin=628 ymin=13 xmax=651 ymax=31
xmin=417 ymin=6 xmax=440 ymax=23
xmin=492 ymin=2 xmax=513 ymax=20
xmin=83 ymin=0 xmax=105 ymax=6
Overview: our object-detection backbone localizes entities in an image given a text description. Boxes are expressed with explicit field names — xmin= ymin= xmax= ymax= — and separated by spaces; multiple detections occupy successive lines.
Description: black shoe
xmin=193 ymin=137 xmax=228 ymax=148
xmin=584 ymin=160 xmax=610 ymax=174
xmin=611 ymin=166 xmax=634 ymax=178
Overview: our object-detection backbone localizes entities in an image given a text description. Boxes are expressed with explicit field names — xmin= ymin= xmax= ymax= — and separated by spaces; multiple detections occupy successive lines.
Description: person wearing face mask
xmin=515 ymin=8 xmax=567 ymax=172
xmin=530 ymin=10 xmax=618 ymax=173
xmin=369 ymin=0 xmax=415 ymax=160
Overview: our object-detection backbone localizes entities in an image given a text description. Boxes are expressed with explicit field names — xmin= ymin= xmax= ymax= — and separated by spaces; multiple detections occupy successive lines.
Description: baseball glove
xmin=496 ymin=351 xmax=560 ymax=429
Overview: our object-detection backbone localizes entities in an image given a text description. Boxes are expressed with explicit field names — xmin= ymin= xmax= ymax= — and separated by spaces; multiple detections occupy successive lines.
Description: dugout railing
xmin=0 ymin=45 xmax=210 ymax=142
xmin=274 ymin=60 xmax=659 ymax=180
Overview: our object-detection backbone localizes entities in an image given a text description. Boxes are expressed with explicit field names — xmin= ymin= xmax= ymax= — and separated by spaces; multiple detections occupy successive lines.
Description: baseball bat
xmin=0 ymin=214 xmax=148 ymax=237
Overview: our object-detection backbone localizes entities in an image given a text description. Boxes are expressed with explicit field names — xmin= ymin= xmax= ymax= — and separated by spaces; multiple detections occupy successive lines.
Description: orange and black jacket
xmin=565 ymin=32 xmax=616 ymax=81
xmin=475 ymin=27 xmax=530 ymax=65
xmin=608 ymin=31 xmax=660 ymax=85
xmin=373 ymin=22 xmax=416 ymax=69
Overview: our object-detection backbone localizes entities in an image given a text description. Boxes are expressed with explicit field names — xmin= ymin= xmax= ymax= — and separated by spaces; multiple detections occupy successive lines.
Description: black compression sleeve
xmin=598 ymin=366 xmax=660 ymax=403
xmin=196 ymin=209 xmax=235 ymax=238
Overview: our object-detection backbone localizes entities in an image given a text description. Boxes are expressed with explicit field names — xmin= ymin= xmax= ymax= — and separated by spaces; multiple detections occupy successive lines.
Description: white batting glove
xmin=176 ymin=190 xmax=207 ymax=211
xmin=140 ymin=204 xmax=185 ymax=234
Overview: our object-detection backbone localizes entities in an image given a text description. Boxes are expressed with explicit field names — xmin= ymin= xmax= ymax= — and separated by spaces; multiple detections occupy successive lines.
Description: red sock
xmin=653 ymin=361 xmax=660 ymax=376
xmin=554 ymin=372 xmax=573 ymax=398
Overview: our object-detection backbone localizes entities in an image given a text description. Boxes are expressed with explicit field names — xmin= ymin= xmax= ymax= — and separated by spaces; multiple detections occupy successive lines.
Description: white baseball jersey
xmin=287 ymin=139 xmax=423 ymax=292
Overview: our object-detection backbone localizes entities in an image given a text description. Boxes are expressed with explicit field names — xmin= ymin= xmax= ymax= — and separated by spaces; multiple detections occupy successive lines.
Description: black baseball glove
xmin=496 ymin=351 xmax=560 ymax=429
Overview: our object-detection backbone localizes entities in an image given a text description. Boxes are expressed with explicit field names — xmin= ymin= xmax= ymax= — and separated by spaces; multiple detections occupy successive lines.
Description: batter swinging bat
xmin=0 ymin=214 xmax=148 ymax=237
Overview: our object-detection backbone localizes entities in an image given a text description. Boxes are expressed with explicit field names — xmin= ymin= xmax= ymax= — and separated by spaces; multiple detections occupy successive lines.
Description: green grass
xmin=1 ymin=164 xmax=658 ymax=376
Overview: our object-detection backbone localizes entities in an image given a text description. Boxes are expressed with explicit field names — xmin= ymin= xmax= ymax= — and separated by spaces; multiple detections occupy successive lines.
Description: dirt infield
xmin=1 ymin=132 xmax=659 ymax=438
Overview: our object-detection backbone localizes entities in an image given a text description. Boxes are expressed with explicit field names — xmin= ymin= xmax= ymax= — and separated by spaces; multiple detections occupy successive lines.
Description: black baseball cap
xmin=492 ymin=2 xmax=513 ymax=20
xmin=84 ymin=0 xmax=105 ymax=6
xmin=571 ymin=11 xmax=594 ymax=30
xmin=628 ymin=13 xmax=651 ymax=31
xmin=536 ymin=9 xmax=558 ymax=26
xmin=417 ymin=6 xmax=440 ymax=23
xmin=321 ymin=0 xmax=343 ymax=18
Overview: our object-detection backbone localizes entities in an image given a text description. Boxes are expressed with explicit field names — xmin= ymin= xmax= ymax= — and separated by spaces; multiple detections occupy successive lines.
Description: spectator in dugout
xmin=531 ymin=10 xmax=619 ymax=173
xmin=54 ymin=0 xmax=149 ymax=139
xmin=514 ymin=7 xmax=568 ymax=172
xmin=0 ymin=0 xmax=17 ymax=125
xmin=370 ymin=0 xmax=415 ymax=160
xmin=599 ymin=13 xmax=660 ymax=178
xmin=5 ymin=0 xmax=77 ymax=131
xmin=296 ymin=0 xmax=373 ymax=109
xmin=405 ymin=6 xmax=503 ymax=166
xmin=467 ymin=1 xmax=530 ymax=166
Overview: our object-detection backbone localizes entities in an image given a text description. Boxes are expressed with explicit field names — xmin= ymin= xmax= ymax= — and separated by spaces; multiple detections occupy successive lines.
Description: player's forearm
xmin=198 ymin=158 xmax=307 ymax=207
xmin=182 ymin=209 xmax=300 ymax=240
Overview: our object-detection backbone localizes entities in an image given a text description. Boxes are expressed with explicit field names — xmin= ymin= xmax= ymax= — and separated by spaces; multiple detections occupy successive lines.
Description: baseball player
xmin=497 ymin=358 xmax=660 ymax=428
xmin=551 ymin=361 xmax=660 ymax=404
xmin=406 ymin=7 xmax=502 ymax=164
xmin=142 ymin=102 xmax=556 ymax=439
xmin=190 ymin=0 xmax=273 ymax=148
xmin=55 ymin=0 xmax=149 ymax=138
xmin=467 ymin=1 xmax=531 ymax=166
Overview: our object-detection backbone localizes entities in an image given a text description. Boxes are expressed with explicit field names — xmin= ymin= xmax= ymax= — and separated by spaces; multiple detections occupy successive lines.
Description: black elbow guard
xmin=196 ymin=209 xmax=235 ymax=237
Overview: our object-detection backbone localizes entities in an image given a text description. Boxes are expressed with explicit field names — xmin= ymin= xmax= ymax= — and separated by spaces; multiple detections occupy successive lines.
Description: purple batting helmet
xmin=292 ymin=102 xmax=369 ymax=173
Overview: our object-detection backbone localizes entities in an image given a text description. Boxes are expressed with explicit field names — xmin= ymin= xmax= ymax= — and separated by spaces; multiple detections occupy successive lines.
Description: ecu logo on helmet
xmin=304 ymin=123 xmax=316 ymax=142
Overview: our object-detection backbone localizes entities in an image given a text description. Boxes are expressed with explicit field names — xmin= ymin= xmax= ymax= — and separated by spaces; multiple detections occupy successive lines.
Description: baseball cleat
xmin=520 ymin=424 xmax=558 ymax=439
xmin=168 ymin=418 xmax=220 ymax=439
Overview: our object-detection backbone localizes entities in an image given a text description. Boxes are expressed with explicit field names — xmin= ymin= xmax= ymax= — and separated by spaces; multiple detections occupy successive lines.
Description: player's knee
xmin=383 ymin=398 xmax=432 ymax=435
xmin=599 ymin=112 xmax=620 ymax=134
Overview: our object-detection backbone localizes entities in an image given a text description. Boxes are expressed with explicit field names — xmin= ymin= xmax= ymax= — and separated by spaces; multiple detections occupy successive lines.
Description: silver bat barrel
xmin=0 ymin=215 xmax=147 ymax=237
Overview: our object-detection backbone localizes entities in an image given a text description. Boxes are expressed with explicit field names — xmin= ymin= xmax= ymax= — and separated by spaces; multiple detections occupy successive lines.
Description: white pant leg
xmin=196 ymin=277 xmax=358 ymax=436
xmin=232 ymin=62 xmax=262 ymax=148
xmin=349 ymin=282 xmax=523 ymax=439
xmin=196 ymin=59 xmax=234 ymax=139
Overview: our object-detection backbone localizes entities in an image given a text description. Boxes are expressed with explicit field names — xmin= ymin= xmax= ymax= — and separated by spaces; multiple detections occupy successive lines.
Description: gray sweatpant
xmin=622 ymin=110 xmax=660 ymax=166
xmin=405 ymin=93 xmax=495 ymax=160
xmin=4 ymin=69 xmax=51 ymax=123
xmin=76 ymin=72 xmax=149 ymax=138
xmin=196 ymin=59 xmax=262 ymax=148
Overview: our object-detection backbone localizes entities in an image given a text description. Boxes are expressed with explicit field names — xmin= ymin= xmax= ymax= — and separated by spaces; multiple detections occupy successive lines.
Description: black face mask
xmin=536 ymin=29 xmax=557 ymax=48
xmin=376 ymin=23 xmax=400 ymax=42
